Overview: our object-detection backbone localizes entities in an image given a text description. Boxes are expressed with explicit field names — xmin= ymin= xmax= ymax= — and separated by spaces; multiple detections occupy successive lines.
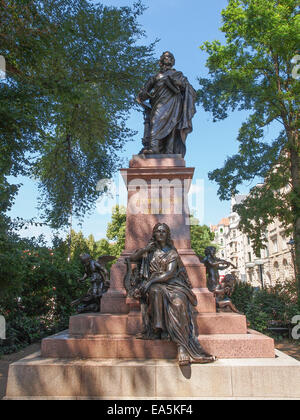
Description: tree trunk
xmin=67 ymin=206 xmax=72 ymax=263
xmin=289 ymin=131 xmax=300 ymax=304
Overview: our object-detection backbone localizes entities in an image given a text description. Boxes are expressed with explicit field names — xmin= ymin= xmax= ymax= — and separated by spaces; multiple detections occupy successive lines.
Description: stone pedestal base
xmin=5 ymin=350 xmax=300 ymax=399
xmin=40 ymin=329 xmax=275 ymax=359
xmin=41 ymin=312 xmax=275 ymax=360
xmin=67 ymin=312 xmax=248 ymax=336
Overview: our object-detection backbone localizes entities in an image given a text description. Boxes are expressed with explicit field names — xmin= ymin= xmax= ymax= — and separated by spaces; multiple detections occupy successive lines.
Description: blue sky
xmin=8 ymin=0 xmax=266 ymax=243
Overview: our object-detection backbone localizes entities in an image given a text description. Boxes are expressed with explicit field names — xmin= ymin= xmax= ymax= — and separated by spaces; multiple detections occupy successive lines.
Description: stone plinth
xmin=68 ymin=312 xmax=247 ymax=336
xmin=41 ymin=329 xmax=274 ymax=360
xmin=129 ymin=154 xmax=186 ymax=168
xmin=101 ymin=154 xmax=215 ymax=314
xmin=5 ymin=350 xmax=300 ymax=400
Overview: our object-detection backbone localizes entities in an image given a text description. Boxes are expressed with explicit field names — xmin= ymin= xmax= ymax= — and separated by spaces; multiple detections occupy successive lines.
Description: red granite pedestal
xmin=42 ymin=154 xmax=275 ymax=360
xmin=101 ymin=154 xmax=215 ymax=315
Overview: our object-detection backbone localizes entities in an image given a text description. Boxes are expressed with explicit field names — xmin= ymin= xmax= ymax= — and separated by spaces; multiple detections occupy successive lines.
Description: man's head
xmin=159 ymin=51 xmax=175 ymax=70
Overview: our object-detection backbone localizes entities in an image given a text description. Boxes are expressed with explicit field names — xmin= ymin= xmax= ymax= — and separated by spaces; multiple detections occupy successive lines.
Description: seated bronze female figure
xmin=125 ymin=223 xmax=216 ymax=366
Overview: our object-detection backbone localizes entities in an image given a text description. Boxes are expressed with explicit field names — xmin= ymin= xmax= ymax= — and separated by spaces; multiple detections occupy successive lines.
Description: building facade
xmin=211 ymin=195 xmax=295 ymax=287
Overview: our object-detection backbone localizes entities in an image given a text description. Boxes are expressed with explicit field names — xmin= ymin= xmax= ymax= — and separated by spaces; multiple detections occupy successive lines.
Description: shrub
xmin=231 ymin=280 xmax=300 ymax=334
xmin=0 ymin=236 xmax=84 ymax=355
xmin=231 ymin=282 xmax=254 ymax=314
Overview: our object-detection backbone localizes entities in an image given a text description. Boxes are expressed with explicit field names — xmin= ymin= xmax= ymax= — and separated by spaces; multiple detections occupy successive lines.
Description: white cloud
xmin=17 ymin=224 xmax=65 ymax=246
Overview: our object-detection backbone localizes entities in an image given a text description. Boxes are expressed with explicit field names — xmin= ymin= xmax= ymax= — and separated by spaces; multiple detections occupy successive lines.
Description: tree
xmin=0 ymin=0 xmax=156 ymax=228
xmin=66 ymin=229 xmax=90 ymax=261
xmin=190 ymin=222 xmax=215 ymax=257
xmin=106 ymin=205 xmax=127 ymax=258
xmin=96 ymin=238 xmax=113 ymax=258
xmin=198 ymin=0 xmax=300 ymax=299
xmin=86 ymin=234 xmax=97 ymax=258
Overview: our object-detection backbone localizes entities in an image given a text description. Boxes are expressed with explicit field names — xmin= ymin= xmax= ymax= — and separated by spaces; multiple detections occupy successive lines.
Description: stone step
xmin=100 ymin=287 xmax=217 ymax=314
xmin=5 ymin=350 xmax=300 ymax=399
xmin=69 ymin=312 xmax=247 ymax=336
xmin=41 ymin=329 xmax=274 ymax=359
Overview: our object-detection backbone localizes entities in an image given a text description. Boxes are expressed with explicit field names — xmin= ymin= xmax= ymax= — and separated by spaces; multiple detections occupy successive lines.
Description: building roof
xmin=218 ymin=217 xmax=230 ymax=226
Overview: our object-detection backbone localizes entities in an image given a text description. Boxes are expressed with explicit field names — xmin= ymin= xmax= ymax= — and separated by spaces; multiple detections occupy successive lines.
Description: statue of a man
xmin=137 ymin=51 xmax=196 ymax=157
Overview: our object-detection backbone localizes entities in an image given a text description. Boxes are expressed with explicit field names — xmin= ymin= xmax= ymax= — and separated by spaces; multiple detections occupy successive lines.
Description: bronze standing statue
xmin=201 ymin=246 xmax=236 ymax=293
xmin=137 ymin=51 xmax=196 ymax=157
xmin=124 ymin=223 xmax=216 ymax=366
xmin=71 ymin=254 xmax=113 ymax=313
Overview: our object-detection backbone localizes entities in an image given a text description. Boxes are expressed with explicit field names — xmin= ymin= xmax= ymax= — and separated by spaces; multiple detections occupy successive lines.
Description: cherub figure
xmin=201 ymin=246 xmax=236 ymax=292
xmin=71 ymin=253 xmax=114 ymax=313
xmin=214 ymin=274 xmax=242 ymax=314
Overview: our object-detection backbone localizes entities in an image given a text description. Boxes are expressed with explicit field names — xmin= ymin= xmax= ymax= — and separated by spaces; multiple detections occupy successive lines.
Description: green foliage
xmin=0 ymin=235 xmax=85 ymax=355
xmin=231 ymin=280 xmax=300 ymax=333
xmin=198 ymin=0 xmax=300 ymax=295
xmin=106 ymin=205 xmax=127 ymax=258
xmin=96 ymin=238 xmax=113 ymax=257
xmin=66 ymin=229 xmax=90 ymax=260
xmin=0 ymin=204 xmax=127 ymax=355
xmin=231 ymin=282 xmax=254 ymax=314
xmin=0 ymin=0 xmax=157 ymax=228
xmin=190 ymin=222 xmax=215 ymax=256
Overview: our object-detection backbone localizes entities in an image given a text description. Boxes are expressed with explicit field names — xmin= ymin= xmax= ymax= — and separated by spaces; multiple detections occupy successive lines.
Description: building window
xmin=272 ymin=238 xmax=278 ymax=253
xmin=283 ymin=259 xmax=289 ymax=280
xmin=248 ymin=272 xmax=253 ymax=284
xmin=248 ymin=252 xmax=252 ymax=262
xmin=281 ymin=234 xmax=287 ymax=250
xmin=274 ymin=262 xmax=280 ymax=281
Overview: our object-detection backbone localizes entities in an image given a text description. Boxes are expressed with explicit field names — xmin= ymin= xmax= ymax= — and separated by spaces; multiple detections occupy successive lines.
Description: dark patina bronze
xmin=214 ymin=273 xmax=242 ymax=314
xmin=201 ymin=246 xmax=236 ymax=293
xmin=72 ymin=254 xmax=113 ymax=313
xmin=137 ymin=51 xmax=196 ymax=157
xmin=124 ymin=223 xmax=216 ymax=366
